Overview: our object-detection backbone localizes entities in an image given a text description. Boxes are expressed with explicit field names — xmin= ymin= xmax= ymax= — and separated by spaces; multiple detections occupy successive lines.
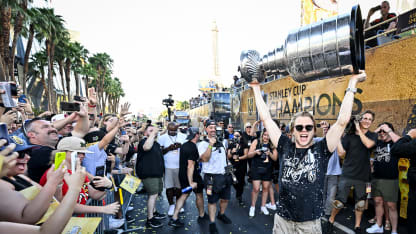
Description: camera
xmin=105 ymin=143 xmax=117 ymax=155
xmin=261 ymin=144 xmax=269 ymax=160
xmin=345 ymin=115 xmax=362 ymax=134
xmin=225 ymin=164 xmax=238 ymax=184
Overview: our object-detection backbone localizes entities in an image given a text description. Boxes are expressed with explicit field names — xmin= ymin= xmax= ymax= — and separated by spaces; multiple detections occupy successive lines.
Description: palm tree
xmin=0 ymin=0 xmax=23 ymax=81
xmin=80 ymin=62 xmax=96 ymax=98
xmin=29 ymin=49 xmax=48 ymax=97
xmin=54 ymin=33 xmax=70 ymax=100
xmin=89 ymin=52 xmax=113 ymax=113
xmin=21 ymin=7 xmax=47 ymax=94
xmin=71 ymin=42 xmax=89 ymax=96
xmin=36 ymin=8 xmax=66 ymax=111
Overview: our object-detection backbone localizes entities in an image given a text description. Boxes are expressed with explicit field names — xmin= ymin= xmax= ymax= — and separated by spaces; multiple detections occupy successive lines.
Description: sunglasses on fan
xmin=294 ymin=125 xmax=314 ymax=132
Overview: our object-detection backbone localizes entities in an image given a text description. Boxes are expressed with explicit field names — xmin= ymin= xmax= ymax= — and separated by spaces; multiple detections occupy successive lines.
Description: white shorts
xmin=164 ymin=168 xmax=181 ymax=189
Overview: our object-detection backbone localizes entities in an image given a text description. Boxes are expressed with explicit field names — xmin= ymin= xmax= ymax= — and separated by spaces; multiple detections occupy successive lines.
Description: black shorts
xmin=179 ymin=176 xmax=204 ymax=194
xmin=204 ymin=174 xmax=231 ymax=204
xmin=251 ymin=166 xmax=272 ymax=181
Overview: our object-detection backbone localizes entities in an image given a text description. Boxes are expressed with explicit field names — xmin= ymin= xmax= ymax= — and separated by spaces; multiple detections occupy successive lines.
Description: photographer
xmin=366 ymin=122 xmax=400 ymax=234
xmin=39 ymin=137 xmax=119 ymax=216
xmin=247 ymin=129 xmax=278 ymax=217
xmin=226 ymin=131 xmax=248 ymax=205
xmin=198 ymin=120 xmax=232 ymax=234
xmin=136 ymin=125 xmax=167 ymax=228
xmin=328 ymin=110 xmax=378 ymax=233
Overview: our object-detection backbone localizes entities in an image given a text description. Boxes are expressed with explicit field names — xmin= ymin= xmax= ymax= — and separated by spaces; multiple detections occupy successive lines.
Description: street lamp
xmin=162 ymin=94 xmax=174 ymax=122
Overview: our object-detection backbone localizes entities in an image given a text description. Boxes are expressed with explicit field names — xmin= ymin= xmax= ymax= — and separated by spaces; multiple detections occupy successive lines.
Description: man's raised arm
xmin=250 ymin=83 xmax=281 ymax=147
xmin=326 ymin=71 xmax=366 ymax=152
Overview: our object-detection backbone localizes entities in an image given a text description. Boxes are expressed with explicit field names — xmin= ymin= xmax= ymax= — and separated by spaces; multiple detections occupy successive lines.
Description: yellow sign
xmin=0 ymin=155 xmax=4 ymax=175
xmin=120 ymin=175 xmax=141 ymax=194
xmin=20 ymin=186 xmax=60 ymax=224
xmin=62 ymin=217 xmax=101 ymax=234
xmin=398 ymin=158 xmax=410 ymax=219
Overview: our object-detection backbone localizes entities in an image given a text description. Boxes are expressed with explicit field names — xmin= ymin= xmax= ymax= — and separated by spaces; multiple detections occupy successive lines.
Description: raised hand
xmin=120 ymin=102 xmax=131 ymax=117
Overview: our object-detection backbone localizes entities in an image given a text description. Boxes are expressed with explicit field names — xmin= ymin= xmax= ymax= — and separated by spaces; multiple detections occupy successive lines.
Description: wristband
xmin=346 ymin=87 xmax=357 ymax=93
xmin=208 ymin=145 xmax=213 ymax=149
xmin=88 ymin=104 xmax=97 ymax=108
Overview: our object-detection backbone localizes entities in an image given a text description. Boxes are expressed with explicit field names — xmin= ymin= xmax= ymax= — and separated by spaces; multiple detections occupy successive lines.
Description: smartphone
xmin=95 ymin=165 xmax=105 ymax=177
xmin=0 ymin=82 xmax=17 ymax=107
xmin=121 ymin=130 xmax=126 ymax=135
xmin=61 ymin=102 xmax=80 ymax=112
xmin=18 ymin=94 xmax=27 ymax=103
xmin=54 ymin=152 xmax=66 ymax=170
xmin=73 ymin=96 xmax=85 ymax=102
xmin=70 ymin=151 xmax=77 ymax=172
xmin=0 ymin=123 xmax=8 ymax=143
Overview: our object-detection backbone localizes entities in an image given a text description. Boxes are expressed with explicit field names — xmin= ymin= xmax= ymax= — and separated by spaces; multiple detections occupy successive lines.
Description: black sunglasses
xmin=294 ymin=125 xmax=314 ymax=132
xmin=18 ymin=149 xmax=31 ymax=159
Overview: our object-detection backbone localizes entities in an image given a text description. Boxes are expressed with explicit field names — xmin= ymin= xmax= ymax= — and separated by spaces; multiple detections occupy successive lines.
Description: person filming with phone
xmin=364 ymin=1 xmax=397 ymax=47
xmin=39 ymin=137 xmax=119 ymax=217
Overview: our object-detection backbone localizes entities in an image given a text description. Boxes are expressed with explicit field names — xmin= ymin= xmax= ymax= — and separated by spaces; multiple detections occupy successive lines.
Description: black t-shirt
xmin=276 ymin=135 xmax=332 ymax=222
xmin=125 ymin=144 xmax=136 ymax=162
xmin=136 ymin=138 xmax=164 ymax=179
xmin=228 ymin=139 xmax=247 ymax=165
xmin=27 ymin=146 xmax=54 ymax=183
xmin=241 ymin=132 xmax=256 ymax=148
xmin=179 ymin=141 xmax=201 ymax=183
xmin=373 ymin=140 xmax=398 ymax=179
xmin=341 ymin=131 xmax=377 ymax=181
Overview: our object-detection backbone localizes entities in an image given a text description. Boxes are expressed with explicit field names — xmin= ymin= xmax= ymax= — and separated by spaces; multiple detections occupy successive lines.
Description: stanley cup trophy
xmin=239 ymin=5 xmax=365 ymax=83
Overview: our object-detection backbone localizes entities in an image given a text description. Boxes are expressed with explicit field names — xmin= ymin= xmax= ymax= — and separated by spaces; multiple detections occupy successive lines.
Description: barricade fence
xmin=83 ymin=175 xmax=141 ymax=234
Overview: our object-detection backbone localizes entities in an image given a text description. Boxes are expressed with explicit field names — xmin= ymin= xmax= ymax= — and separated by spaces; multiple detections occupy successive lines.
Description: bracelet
xmin=346 ymin=87 xmax=357 ymax=93
xmin=208 ymin=145 xmax=213 ymax=149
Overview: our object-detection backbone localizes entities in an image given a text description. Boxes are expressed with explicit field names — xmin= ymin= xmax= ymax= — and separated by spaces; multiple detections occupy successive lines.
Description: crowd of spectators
xmin=0 ymin=87 xmax=143 ymax=233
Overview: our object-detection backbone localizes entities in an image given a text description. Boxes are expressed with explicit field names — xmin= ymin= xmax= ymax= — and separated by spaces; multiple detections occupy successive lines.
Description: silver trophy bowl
xmin=239 ymin=5 xmax=364 ymax=83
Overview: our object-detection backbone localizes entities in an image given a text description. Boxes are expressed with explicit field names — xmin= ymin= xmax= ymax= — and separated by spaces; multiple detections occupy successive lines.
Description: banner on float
xmin=62 ymin=217 xmax=101 ymax=234
xmin=396 ymin=8 xmax=416 ymax=34
xmin=120 ymin=175 xmax=141 ymax=194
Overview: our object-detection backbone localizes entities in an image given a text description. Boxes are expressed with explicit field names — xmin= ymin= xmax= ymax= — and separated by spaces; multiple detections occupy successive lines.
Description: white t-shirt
xmin=158 ymin=132 xmax=187 ymax=169
xmin=197 ymin=140 xmax=227 ymax=174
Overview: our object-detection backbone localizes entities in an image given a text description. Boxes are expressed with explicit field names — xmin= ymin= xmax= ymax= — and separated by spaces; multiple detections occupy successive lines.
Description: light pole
xmin=162 ymin=94 xmax=174 ymax=122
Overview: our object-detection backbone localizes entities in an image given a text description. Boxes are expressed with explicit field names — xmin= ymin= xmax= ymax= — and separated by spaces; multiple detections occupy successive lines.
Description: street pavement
xmin=123 ymin=180 xmax=409 ymax=234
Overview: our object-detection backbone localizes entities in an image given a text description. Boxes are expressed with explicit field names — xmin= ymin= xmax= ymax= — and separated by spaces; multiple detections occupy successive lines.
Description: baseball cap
xmin=57 ymin=137 xmax=93 ymax=153
xmin=9 ymin=135 xmax=36 ymax=152
xmin=51 ymin=114 xmax=66 ymax=123
xmin=83 ymin=130 xmax=106 ymax=145
xmin=0 ymin=123 xmax=35 ymax=152
xmin=186 ymin=127 xmax=200 ymax=140
xmin=244 ymin=122 xmax=252 ymax=128
xmin=205 ymin=120 xmax=216 ymax=128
